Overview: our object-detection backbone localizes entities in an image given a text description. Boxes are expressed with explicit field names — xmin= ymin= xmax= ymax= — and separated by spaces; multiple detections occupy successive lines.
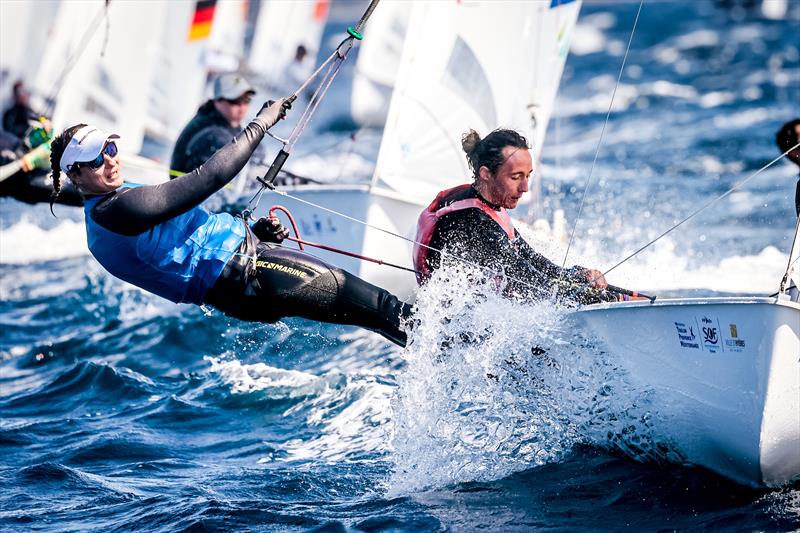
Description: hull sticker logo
xmin=725 ymin=322 xmax=746 ymax=352
xmin=674 ymin=321 xmax=699 ymax=349
xmin=697 ymin=316 xmax=723 ymax=353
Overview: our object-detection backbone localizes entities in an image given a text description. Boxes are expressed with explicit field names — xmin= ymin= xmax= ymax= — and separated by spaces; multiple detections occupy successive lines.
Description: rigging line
xmin=603 ymin=141 xmax=800 ymax=277
xmin=560 ymin=0 xmax=645 ymax=270
xmin=353 ymin=0 xmax=381 ymax=34
xmin=257 ymin=1 xmax=380 ymax=185
xmin=285 ymin=0 xmax=381 ymax=133
xmin=43 ymin=1 xmax=111 ymax=117
xmin=263 ymin=43 xmax=347 ymax=147
xmin=264 ymin=187 xmax=571 ymax=299
xmin=287 ymin=50 xmax=349 ymax=151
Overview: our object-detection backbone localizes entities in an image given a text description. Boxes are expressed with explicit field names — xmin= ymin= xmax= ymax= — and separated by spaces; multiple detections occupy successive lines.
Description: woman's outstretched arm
xmin=91 ymin=100 xmax=288 ymax=236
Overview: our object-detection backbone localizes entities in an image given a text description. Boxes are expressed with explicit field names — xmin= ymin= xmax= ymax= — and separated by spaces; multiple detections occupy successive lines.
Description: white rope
xmin=561 ymin=0 xmax=645 ymax=270
xmin=603 ymin=141 xmax=800 ymax=276
xmin=264 ymin=187 xmax=563 ymax=298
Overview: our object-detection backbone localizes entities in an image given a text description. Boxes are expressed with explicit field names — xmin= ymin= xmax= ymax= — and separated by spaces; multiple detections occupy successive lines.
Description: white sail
xmin=144 ymin=1 xmax=211 ymax=160
xmin=248 ymin=0 xmax=329 ymax=97
xmin=34 ymin=0 xmax=165 ymax=154
xmin=372 ymin=0 xmax=581 ymax=202
xmin=350 ymin=1 xmax=412 ymax=127
xmin=0 ymin=0 xmax=60 ymax=106
xmin=205 ymin=0 xmax=246 ymax=73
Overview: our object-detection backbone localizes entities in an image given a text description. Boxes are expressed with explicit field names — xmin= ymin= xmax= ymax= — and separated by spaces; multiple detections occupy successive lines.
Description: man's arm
xmin=432 ymin=210 xmax=566 ymax=299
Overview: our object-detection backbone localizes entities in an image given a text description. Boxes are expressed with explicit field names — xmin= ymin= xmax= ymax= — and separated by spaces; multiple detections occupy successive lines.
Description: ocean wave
xmin=1 ymin=361 xmax=156 ymax=415
xmin=0 ymin=219 xmax=88 ymax=265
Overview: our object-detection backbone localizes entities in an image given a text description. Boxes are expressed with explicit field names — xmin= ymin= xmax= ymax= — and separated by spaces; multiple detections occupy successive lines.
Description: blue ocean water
xmin=2 ymin=1 xmax=800 ymax=531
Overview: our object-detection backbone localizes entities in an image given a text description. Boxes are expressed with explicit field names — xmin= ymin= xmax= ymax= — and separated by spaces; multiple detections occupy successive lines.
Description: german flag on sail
xmin=188 ymin=0 xmax=217 ymax=42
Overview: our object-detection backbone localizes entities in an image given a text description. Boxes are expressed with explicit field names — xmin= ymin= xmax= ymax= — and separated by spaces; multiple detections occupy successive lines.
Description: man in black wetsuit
xmin=0 ymin=118 xmax=82 ymax=206
xmin=169 ymin=73 xmax=256 ymax=178
xmin=414 ymin=128 xmax=635 ymax=304
xmin=2 ymin=80 xmax=37 ymax=139
xmin=49 ymin=98 xmax=411 ymax=347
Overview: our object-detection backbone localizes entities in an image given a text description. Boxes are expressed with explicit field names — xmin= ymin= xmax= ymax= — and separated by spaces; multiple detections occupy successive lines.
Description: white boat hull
xmin=575 ymin=297 xmax=800 ymax=487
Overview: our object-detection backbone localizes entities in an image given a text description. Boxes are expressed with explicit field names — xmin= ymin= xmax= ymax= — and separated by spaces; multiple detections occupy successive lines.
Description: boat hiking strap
xmin=603 ymin=141 xmax=800 ymax=277
xmin=43 ymin=0 xmax=112 ymax=118
xmin=560 ymin=0 xmax=645 ymax=274
xmin=258 ymin=0 xmax=381 ymax=187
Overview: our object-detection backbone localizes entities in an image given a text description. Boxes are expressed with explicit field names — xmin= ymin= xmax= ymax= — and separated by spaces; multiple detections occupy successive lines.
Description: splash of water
xmin=389 ymin=265 xmax=680 ymax=494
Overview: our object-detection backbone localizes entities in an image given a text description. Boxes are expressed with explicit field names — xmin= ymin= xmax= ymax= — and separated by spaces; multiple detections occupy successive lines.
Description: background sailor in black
xmin=0 ymin=114 xmax=82 ymax=206
xmin=2 ymin=80 xmax=37 ymax=139
xmin=169 ymin=73 xmax=256 ymax=178
xmin=418 ymin=128 xmax=639 ymax=304
xmin=775 ymin=118 xmax=800 ymax=216
xmin=50 ymin=98 xmax=411 ymax=347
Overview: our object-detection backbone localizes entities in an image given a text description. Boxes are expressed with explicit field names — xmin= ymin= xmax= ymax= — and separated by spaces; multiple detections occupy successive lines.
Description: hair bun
xmin=461 ymin=129 xmax=481 ymax=155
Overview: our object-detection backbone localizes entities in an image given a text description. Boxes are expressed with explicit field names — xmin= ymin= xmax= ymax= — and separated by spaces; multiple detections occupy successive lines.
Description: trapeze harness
xmin=413 ymin=184 xmax=515 ymax=284
xmin=82 ymin=117 xmax=409 ymax=347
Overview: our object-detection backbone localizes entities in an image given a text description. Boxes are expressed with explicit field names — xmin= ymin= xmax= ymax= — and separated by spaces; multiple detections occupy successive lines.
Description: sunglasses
xmin=71 ymin=141 xmax=118 ymax=171
xmin=224 ymin=95 xmax=252 ymax=106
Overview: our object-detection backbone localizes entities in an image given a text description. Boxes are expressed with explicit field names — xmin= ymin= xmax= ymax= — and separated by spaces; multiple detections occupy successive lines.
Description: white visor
xmin=59 ymin=125 xmax=119 ymax=173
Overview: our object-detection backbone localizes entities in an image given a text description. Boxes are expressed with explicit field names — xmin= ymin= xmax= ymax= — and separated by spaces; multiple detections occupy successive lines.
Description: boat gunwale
xmin=577 ymin=296 xmax=800 ymax=312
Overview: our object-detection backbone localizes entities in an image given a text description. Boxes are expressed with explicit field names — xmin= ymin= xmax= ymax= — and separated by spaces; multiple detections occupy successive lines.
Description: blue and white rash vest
xmin=84 ymin=183 xmax=246 ymax=304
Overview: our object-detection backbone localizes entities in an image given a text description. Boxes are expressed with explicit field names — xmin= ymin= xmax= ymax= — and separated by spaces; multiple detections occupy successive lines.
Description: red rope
xmin=269 ymin=205 xmax=304 ymax=251
xmin=268 ymin=205 xmax=416 ymax=274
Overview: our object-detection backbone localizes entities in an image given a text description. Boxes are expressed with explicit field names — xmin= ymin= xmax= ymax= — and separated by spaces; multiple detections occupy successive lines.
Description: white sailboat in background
xmin=349 ymin=1 xmax=412 ymax=128
xmin=0 ymin=0 xmax=331 ymax=184
xmin=248 ymin=0 xmax=329 ymax=98
xmin=143 ymin=1 xmax=222 ymax=163
xmin=2 ymin=0 xmax=176 ymax=184
xmin=260 ymin=0 xmax=582 ymax=299
xmin=33 ymin=1 xmax=165 ymax=157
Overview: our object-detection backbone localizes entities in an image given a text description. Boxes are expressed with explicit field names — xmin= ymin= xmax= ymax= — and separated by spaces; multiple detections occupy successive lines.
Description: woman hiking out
xmin=49 ymin=98 xmax=410 ymax=346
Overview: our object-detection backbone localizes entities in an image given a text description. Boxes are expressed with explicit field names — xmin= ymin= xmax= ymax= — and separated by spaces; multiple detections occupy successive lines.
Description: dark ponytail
xmin=48 ymin=123 xmax=85 ymax=216
xmin=461 ymin=128 xmax=530 ymax=181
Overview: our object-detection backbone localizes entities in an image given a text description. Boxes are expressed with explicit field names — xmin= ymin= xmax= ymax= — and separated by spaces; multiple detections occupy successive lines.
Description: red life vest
xmin=413 ymin=184 xmax=515 ymax=284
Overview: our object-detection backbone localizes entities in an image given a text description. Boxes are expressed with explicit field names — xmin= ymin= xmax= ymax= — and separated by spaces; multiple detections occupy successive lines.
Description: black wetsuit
xmin=2 ymin=102 xmax=36 ymax=139
xmin=425 ymin=186 xmax=613 ymax=304
xmin=0 ymin=130 xmax=82 ymax=206
xmin=169 ymin=100 xmax=238 ymax=178
xmin=89 ymin=117 xmax=411 ymax=346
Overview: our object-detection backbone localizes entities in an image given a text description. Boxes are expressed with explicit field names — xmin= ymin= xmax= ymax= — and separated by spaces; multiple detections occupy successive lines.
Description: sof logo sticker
xmin=725 ymin=323 xmax=746 ymax=352
xmin=697 ymin=316 xmax=723 ymax=353
xmin=674 ymin=321 xmax=699 ymax=349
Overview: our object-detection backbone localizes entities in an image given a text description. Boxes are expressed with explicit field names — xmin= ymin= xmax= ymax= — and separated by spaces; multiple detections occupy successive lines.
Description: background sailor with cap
xmin=169 ymin=72 xmax=257 ymax=179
